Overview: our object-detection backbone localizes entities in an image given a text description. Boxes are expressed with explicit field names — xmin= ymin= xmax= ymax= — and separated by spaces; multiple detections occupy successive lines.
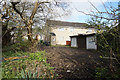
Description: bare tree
xmin=11 ymin=0 xmax=69 ymax=42
xmin=1 ymin=0 xmax=69 ymax=48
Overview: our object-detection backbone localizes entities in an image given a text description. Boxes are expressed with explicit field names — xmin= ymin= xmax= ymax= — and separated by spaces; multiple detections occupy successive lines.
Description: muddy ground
xmin=42 ymin=46 xmax=109 ymax=79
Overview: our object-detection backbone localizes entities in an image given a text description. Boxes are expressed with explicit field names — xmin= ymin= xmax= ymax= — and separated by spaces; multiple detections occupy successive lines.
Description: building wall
xmin=51 ymin=26 xmax=96 ymax=45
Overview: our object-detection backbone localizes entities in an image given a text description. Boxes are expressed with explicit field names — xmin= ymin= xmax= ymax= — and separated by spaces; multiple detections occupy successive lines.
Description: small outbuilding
xmin=70 ymin=33 xmax=97 ymax=50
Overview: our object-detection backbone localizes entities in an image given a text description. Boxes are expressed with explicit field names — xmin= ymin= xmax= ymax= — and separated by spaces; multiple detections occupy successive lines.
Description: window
xmin=58 ymin=28 xmax=64 ymax=31
xmin=70 ymin=28 xmax=74 ymax=32
xmin=89 ymin=36 xmax=96 ymax=43
xmin=89 ymin=37 xmax=95 ymax=42
xmin=53 ymin=38 xmax=56 ymax=41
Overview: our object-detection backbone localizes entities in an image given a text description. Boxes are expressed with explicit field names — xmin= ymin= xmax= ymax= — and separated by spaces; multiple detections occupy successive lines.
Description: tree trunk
xmin=2 ymin=20 xmax=11 ymax=47
xmin=27 ymin=27 xmax=33 ymax=42
xmin=27 ymin=22 xmax=33 ymax=42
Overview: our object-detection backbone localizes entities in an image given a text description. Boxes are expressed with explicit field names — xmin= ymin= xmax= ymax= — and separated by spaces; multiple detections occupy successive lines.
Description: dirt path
xmin=43 ymin=46 xmax=108 ymax=79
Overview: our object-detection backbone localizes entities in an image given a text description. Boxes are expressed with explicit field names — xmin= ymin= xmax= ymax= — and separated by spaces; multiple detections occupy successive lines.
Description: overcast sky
xmin=54 ymin=0 xmax=119 ymax=23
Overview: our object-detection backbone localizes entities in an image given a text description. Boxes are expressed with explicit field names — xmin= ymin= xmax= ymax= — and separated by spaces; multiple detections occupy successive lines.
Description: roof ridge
xmin=47 ymin=19 xmax=86 ymax=24
xmin=46 ymin=20 xmax=88 ymax=27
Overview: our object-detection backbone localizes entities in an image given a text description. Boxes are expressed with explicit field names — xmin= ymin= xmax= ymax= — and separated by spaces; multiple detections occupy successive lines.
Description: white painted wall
xmin=86 ymin=36 xmax=97 ymax=49
xmin=71 ymin=37 xmax=77 ymax=47
xmin=51 ymin=26 xmax=96 ymax=45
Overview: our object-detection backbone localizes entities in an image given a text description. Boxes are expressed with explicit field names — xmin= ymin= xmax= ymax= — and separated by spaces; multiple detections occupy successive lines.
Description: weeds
xmin=95 ymin=67 xmax=120 ymax=79
xmin=2 ymin=51 xmax=57 ymax=79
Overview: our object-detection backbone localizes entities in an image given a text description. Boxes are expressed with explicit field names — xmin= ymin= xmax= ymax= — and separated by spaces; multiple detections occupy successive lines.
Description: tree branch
xmin=11 ymin=2 xmax=23 ymax=19
xmin=78 ymin=11 xmax=116 ymax=20
xmin=30 ymin=0 xmax=39 ymax=20
xmin=21 ymin=2 xmax=25 ymax=13
xmin=88 ymin=1 xmax=100 ymax=13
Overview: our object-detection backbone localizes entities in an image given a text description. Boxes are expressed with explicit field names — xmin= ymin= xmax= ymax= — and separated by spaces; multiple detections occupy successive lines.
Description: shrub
xmin=95 ymin=67 xmax=120 ymax=79
xmin=2 ymin=51 xmax=57 ymax=79
xmin=2 ymin=40 xmax=32 ymax=53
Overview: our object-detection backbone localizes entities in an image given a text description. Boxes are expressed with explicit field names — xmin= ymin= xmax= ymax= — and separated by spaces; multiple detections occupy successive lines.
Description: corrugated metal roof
xmin=70 ymin=33 xmax=96 ymax=37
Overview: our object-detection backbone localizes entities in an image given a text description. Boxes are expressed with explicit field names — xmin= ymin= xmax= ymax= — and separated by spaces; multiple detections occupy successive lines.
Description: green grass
xmin=2 ymin=51 xmax=57 ymax=79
